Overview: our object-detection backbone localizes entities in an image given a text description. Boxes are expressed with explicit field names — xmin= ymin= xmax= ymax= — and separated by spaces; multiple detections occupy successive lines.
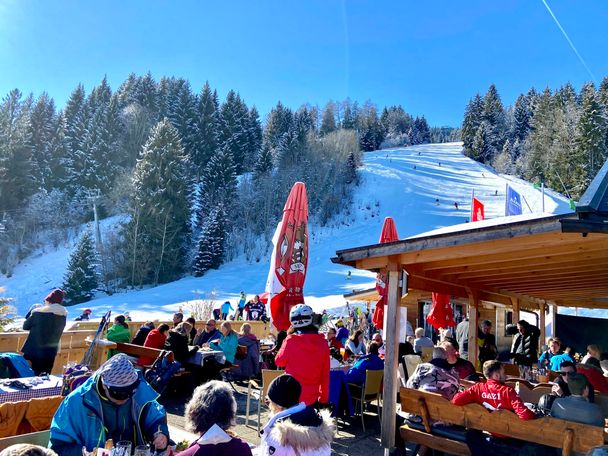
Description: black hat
xmin=267 ymin=374 xmax=302 ymax=409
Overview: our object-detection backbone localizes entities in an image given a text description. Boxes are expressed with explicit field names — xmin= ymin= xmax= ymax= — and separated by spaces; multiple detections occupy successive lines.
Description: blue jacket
xmin=50 ymin=373 xmax=168 ymax=456
xmin=210 ymin=332 xmax=238 ymax=364
xmin=344 ymin=353 xmax=384 ymax=385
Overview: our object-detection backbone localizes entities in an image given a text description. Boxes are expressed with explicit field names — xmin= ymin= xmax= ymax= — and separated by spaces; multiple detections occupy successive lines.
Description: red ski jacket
xmin=275 ymin=332 xmax=330 ymax=405
xmin=140 ymin=329 xmax=168 ymax=366
xmin=452 ymin=379 xmax=536 ymax=420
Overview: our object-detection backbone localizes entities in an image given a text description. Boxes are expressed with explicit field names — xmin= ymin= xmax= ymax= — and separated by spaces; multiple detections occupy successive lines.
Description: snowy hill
xmin=0 ymin=143 xmax=572 ymax=321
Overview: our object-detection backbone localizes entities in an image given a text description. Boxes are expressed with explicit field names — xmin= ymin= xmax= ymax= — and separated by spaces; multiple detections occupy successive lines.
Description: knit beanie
xmin=45 ymin=289 xmax=65 ymax=304
xmin=99 ymin=354 xmax=139 ymax=388
xmin=267 ymin=374 xmax=302 ymax=409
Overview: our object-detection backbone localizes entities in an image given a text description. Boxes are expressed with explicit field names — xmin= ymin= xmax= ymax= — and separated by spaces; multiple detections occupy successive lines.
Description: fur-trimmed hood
xmin=32 ymin=303 xmax=68 ymax=317
xmin=260 ymin=403 xmax=334 ymax=455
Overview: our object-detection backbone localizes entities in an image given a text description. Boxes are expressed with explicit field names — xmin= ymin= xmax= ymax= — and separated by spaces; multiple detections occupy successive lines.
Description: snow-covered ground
xmin=0 ymin=143 xmax=574 ymax=322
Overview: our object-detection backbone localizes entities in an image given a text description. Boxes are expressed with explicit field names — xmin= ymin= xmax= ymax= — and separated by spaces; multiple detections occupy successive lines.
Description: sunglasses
xmin=560 ymin=371 xmax=573 ymax=376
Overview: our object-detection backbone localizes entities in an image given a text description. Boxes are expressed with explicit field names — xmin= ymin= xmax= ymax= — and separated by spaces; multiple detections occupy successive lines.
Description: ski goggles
xmin=104 ymin=378 xmax=140 ymax=400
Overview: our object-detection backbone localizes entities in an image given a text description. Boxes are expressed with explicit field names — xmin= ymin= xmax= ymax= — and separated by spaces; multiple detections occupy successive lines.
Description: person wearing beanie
xmin=257 ymin=374 xmax=334 ymax=456
xmin=275 ymin=304 xmax=330 ymax=406
xmin=21 ymin=289 xmax=67 ymax=375
xmin=50 ymin=354 xmax=170 ymax=456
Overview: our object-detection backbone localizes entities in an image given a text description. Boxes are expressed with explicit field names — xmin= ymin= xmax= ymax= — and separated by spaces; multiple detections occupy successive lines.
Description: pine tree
xmin=191 ymin=82 xmax=220 ymax=179
xmin=192 ymin=205 xmax=227 ymax=276
xmin=219 ymin=91 xmax=250 ymax=174
xmin=247 ymin=106 xmax=263 ymax=165
xmin=461 ymin=94 xmax=484 ymax=156
xmin=254 ymin=141 xmax=274 ymax=178
xmin=344 ymin=151 xmax=358 ymax=184
xmin=358 ymin=103 xmax=384 ymax=151
xmin=511 ymin=94 xmax=531 ymax=143
xmin=471 ymin=121 xmax=489 ymax=162
xmin=0 ymin=89 xmax=33 ymax=212
xmin=320 ymin=102 xmax=337 ymax=136
xmin=481 ymin=84 xmax=506 ymax=162
xmin=61 ymin=84 xmax=90 ymax=193
xmin=168 ymin=79 xmax=198 ymax=160
xmin=264 ymin=101 xmax=293 ymax=150
xmin=198 ymin=145 xmax=237 ymax=225
xmin=63 ymin=230 xmax=99 ymax=305
xmin=28 ymin=93 xmax=57 ymax=191
xmin=123 ymin=119 xmax=190 ymax=286
xmin=576 ymin=82 xmax=607 ymax=191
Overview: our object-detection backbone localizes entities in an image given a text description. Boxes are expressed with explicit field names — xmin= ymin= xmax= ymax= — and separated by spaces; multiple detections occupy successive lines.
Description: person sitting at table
xmin=577 ymin=357 xmax=608 ymax=394
xmin=275 ymin=304 xmax=330 ymax=406
xmin=139 ymin=324 xmax=170 ymax=366
xmin=345 ymin=330 xmax=366 ymax=358
xmin=372 ymin=333 xmax=385 ymax=357
xmin=186 ymin=317 xmax=197 ymax=345
xmin=542 ymin=339 xmax=574 ymax=372
xmin=326 ymin=327 xmax=344 ymax=351
xmin=50 ymin=354 xmax=170 ymax=456
xmin=258 ymin=374 xmax=334 ymax=456
xmin=200 ymin=321 xmax=239 ymax=382
xmin=131 ymin=321 xmax=155 ymax=346
xmin=335 ymin=320 xmax=349 ymax=346
xmin=172 ymin=312 xmax=184 ymax=327
xmin=582 ymin=344 xmax=602 ymax=364
xmin=344 ymin=342 xmax=384 ymax=386
xmin=413 ymin=327 xmax=434 ymax=355
xmin=262 ymin=330 xmax=287 ymax=370
xmin=21 ymin=289 xmax=68 ymax=376
xmin=235 ymin=323 xmax=260 ymax=379
xmin=164 ymin=322 xmax=198 ymax=364
xmin=179 ymin=381 xmax=252 ymax=456
xmin=0 ymin=444 xmax=58 ymax=456
xmin=550 ymin=372 xmax=604 ymax=427
xmin=106 ymin=315 xmax=132 ymax=359
xmin=193 ymin=319 xmax=221 ymax=346
xmin=406 ymin=346 xmax=459 ymax=400
xmin=441 ymin=338 xmax=478 ymax=380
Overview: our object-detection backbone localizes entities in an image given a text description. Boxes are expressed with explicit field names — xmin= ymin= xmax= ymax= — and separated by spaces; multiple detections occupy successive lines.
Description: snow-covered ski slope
xmin=0 ymin=143 xmax=572 ymax=320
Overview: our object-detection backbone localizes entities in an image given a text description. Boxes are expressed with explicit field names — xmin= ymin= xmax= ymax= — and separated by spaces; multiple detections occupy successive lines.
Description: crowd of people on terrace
xmin=12 ymin=288 xmax=608 ymax=455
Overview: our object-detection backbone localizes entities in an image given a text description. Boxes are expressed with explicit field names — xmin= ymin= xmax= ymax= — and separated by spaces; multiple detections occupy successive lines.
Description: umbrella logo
xmin=290 ymin=222 xmax=307 ymax=274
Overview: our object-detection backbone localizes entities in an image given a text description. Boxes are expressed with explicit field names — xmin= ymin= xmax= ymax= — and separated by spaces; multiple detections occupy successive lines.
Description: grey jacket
xmin=550 ymin=396 xmax=604 ymax=427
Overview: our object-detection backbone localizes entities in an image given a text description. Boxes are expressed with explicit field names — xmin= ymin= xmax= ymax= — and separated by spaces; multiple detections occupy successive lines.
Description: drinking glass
xmin=114 ymin=441 xmax=132 ymax=456
xmin=133 ymin=445 xmax=150 ymax=456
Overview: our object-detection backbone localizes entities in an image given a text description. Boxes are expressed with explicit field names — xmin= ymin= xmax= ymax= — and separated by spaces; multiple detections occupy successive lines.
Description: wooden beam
xmin=550 ymin=303 xmax=557 ymax=338
xmin=381 ymin=267 xmax=402 ymax=451
xmin=407 ymin=274 xmax=468 ymax=298
xmin=467 ymin=289 xmax=479 ymax=369
xmin=539 ymin=303 xmax=546 ymax=347
xmin=511 ymin=297 xmax=520 ymax=323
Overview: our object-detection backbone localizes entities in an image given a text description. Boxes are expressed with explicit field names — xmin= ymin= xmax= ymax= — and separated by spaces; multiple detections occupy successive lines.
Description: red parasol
xmin=265 ymin=182 xmax=309 ymax=331
xmin=372 ymin=217 xmax=399 ymax=330
xmin=426 ymin=292 xmax=456 ymax=329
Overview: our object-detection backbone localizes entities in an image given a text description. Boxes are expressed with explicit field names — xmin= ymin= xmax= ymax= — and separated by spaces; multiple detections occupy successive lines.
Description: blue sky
xmin=1 ymin=0 xmax=607 ymax=126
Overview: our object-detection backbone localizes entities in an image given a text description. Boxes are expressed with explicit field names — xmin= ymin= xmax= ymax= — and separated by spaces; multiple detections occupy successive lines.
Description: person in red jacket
xmin=139 ymin=324 xmax=170 ymax=366
xmin=577 ymin=358 xmax=608 ymax=394
xmin=452 ymin=360 xmax=536 ymax=455
xmin=452 ymin=360 xmax=536 ymax=419
xmin=275 ymin=304 xmax=330 ymax=406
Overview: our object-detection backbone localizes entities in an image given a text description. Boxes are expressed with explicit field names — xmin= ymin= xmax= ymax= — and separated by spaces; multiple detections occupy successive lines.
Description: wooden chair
xmin=245 ymin=369 xmax=284 ymax=433
xmin=403 ymin=354 xmax=422 ymax=378
xmin=348 ymin=369 xmax=384 ymax=432
xmin=420 ymin=347 xmax=433 ymax=363
xmin=0 ymin=430 xmax=50 ymax=451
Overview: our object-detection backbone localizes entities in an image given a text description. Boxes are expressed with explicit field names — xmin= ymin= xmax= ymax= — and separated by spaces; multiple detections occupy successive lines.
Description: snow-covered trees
xmin=63 ymin=230 xmax=99 ymax=305
xmin=463 ymin=80 xmax=608 ymax=200
xmin=121 ymin=119 xmax=190 ymax=286
xmin=193 ymin=205 xmax=227 ymax=276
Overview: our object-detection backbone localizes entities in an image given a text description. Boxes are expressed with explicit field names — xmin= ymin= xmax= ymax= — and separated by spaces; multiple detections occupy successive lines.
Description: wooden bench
xmin=114 ymin=343 xmax=174 ymax=367
xmin=399 ymin=387 xmax=608 ymax=456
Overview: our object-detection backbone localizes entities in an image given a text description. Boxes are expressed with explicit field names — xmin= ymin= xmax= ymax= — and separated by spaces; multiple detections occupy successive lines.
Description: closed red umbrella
xmin=372 ymin=217 xmax=399 ymax=330
xmin=426 ymin=292 xmax=456 ymax=329
xmin=265 ymin=182 xmax=309 ymax=331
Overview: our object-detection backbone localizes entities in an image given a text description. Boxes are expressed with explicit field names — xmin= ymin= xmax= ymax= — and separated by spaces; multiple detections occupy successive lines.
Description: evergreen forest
xmin=0 ymin=73 xmax=448 ymax=301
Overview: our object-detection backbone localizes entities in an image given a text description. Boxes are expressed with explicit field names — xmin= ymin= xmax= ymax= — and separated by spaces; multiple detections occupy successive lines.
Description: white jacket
xmin=256 ymin=403 xmax=334 ymax=456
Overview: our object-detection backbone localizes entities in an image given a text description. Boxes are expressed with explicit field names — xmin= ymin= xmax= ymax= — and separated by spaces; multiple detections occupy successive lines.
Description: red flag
xmin=372 ymin=217 xmax=399 ymax=330
xmin=471 ymin=197 xmax=485 ymax=222
xmin=426 ymin=292 xmax=456 ymax=329
xmin=267 ymin=182 xmax=309 ymax=331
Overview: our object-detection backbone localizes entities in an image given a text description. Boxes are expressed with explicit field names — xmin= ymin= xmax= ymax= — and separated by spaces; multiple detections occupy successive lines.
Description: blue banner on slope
xmin=506 ymin=185 xmax=522 ymax=216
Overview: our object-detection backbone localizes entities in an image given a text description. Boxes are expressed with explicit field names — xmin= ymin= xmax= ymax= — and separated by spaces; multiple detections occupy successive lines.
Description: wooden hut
xmin=332 ymin=160 xmax=608 ymax=454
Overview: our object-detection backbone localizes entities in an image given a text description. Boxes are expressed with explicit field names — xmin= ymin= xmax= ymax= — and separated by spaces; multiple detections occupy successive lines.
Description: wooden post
xmin=551 ymin=302 xmax=557 ymax=338
xmin=467 ymin=291 xmax=479 ymax=369
xmin=511 ymin=297 xmax=520 ymax=323
xmin=539 ymin=302 xmax=546 ymax=346
xmin=381 ymin=263 xmax=403 ymax=455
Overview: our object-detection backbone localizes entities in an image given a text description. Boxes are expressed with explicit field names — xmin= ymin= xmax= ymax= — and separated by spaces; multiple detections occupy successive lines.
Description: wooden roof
xmin=332 ymin=213 xmax=608 ymax=310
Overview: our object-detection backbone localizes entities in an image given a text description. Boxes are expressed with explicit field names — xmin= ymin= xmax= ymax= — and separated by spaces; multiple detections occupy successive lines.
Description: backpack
xmin=235 ymin=345 xmax=248 ymax=360
xmin=144 ymin=351 xmax=181 ymax=394
xmin=61 ymin=364 xmax=93 ymax=396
